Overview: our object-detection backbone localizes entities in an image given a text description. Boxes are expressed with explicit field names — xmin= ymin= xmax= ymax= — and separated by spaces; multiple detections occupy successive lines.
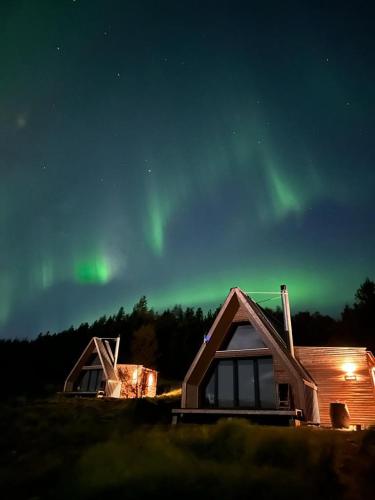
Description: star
xmin=16 ymin=115 xmax=27 ymax=129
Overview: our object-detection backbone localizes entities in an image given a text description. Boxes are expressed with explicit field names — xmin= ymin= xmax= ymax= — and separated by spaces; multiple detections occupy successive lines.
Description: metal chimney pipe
xmin=280 ymin=284 xmax=295 ymax=358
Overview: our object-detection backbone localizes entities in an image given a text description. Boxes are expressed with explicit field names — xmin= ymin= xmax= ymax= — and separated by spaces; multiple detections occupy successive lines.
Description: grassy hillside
xmin=0 ymin=397 xmax=374 ymax=500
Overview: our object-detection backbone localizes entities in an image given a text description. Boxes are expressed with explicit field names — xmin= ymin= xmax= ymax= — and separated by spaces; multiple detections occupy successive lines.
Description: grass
xmin=0 ymin=397 xmax=374 ymax=500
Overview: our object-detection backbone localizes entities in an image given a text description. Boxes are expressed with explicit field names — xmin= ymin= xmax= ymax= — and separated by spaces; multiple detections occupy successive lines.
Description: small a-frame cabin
xmin=63 ymin=337 xmax=157 ymax=399
xmin=173 ymin=287 xmax=375 ymax=427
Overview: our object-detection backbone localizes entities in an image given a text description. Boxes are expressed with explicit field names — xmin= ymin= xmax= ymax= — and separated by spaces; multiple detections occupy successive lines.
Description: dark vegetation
xmin=0 ymin=397 xmax=374 ymax=500
xmin=0 ymin=280 xmax=374 ymax=499
xmin=0 ymin=279 xmax=374 ymax=399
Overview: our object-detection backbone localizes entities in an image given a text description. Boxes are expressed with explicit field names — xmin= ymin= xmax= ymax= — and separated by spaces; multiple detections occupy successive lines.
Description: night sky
xmin=1 ymin=0 xmax=374 ymax=338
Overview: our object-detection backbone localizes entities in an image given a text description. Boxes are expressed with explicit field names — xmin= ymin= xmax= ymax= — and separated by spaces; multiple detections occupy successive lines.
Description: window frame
xmin=75 ymin=368 xmax=104 ymax=392
xmin=202 ymin=356 xmax=276 ymax=409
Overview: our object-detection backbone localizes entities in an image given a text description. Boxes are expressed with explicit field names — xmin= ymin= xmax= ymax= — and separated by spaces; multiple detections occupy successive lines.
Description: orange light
xmin=148 ymin=373 xmax=154 ymax=388
xmin=342 ymin=362 xmax=355 ymax=374
xmin=132 ymin=369 xmax=138 ymax=384
xmin=343 ymin=362 xmax=356 ymax=381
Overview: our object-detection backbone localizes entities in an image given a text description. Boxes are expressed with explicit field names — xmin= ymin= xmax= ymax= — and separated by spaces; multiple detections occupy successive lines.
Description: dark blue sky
xmin=1 ymin=0 xmax=374 ymax=338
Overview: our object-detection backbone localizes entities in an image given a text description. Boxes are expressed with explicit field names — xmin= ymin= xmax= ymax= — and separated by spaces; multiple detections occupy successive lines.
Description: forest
xmin=0 ymin=279 xmax=374 ymax=399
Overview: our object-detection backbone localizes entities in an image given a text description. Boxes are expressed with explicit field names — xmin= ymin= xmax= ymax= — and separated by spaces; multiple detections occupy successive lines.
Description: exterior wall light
xmin=343 ymin=362 xmax=357 ymax=381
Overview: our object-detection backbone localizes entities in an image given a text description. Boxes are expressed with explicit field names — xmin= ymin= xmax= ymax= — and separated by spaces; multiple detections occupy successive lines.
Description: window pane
xmin=86 ymin=353 xmax=101 ymax=365
xmin=88 ymin=370 xmax=103 ymax=392
xmin=238 ymin=360 xmax=255 ymax=407
xmin=204 ymin=370 xmax=216 ymax=407
xmin=88 ymin=370 xmax=96 ymax=392
xmin=217 ymin=360 xmax=234 ymax=407
xmin=258 ymin=358 xmax=276 ymax=408
xmin=76 ymin=370 xmax=90 ymax=391
xmin=226 ymin=324 xmax=266 ymax=350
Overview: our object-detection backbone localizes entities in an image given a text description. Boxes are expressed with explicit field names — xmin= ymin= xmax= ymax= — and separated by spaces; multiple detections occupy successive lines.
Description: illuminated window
xmin=148 ymin=373 xmax=154 ymax=388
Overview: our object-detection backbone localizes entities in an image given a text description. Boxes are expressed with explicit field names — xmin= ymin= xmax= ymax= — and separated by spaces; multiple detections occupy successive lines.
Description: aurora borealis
xmin=1 ymin=1 xmax=374 ymax=338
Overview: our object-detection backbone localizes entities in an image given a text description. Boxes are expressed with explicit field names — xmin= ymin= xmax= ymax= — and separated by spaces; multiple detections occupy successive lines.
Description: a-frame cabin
xmin=173 ymin=287 xmax=375 ymax=427
xmin=63 ymin=337 xmax=158 ymax=399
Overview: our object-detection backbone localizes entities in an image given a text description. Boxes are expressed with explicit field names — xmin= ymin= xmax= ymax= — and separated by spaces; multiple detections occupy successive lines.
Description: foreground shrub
xmin=65 ymin=420 xmax=342 ymax=500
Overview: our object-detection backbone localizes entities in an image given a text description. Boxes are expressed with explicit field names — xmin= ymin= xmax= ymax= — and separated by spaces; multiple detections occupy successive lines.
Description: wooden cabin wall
xmin=116 ymin=364 xmax=158 ymax=399
xmin=295 ymin=347 xmax=375 ymax=427
xmin=143 ymin=368 xmax=158 ymax=397
xmin=270 ymin=348 xmax=305 ymax=411
xmin=232 ymin=305 xmax=249 ymax=323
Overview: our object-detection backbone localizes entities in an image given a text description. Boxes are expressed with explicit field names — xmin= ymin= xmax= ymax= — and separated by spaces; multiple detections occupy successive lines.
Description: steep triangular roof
xmin=94 ymin=338 xmax=117 ymax=380
xmin=64 ymin=337 xmax=118 ymax=390
xmin=239 ymin=290 xmax=315 ymax=383
xmin=182 ymin=287 xmax=315 ymax=406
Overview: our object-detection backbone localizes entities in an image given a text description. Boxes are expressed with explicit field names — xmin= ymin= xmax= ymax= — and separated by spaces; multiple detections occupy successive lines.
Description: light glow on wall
xmin=342 ymin=362 xmax=357 ymax=381
xmin=132 ymin=368 xmax=138 ymax=385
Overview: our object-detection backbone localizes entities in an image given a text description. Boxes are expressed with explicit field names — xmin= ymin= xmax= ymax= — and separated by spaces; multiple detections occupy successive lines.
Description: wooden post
xmin=280 ymin=285 xmax=295 ymax=358
xmin=114 ymin=336 xmax=120 ymax=368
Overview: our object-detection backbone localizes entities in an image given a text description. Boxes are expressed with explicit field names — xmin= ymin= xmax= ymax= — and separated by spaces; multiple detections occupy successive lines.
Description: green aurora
xmin=1 ymin=1 xmax=374 ymax=337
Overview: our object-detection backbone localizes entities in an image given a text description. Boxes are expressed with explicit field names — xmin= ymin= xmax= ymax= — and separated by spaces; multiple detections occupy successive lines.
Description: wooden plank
xmin=172 ymin=408 xmax=302 ymax=416
xmin=295 ymin=346 xmax=375 ymax=427
xmin=215 ymin=348 xmax=271 ymax=358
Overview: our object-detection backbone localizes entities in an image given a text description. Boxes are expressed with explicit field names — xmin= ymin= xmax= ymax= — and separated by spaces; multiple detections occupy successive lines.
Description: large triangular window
xmin=224 ymin=323 xmax=266 ymax=350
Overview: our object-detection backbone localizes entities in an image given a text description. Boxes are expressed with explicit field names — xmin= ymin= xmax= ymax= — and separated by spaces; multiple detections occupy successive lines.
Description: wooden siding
xmin=233 ymin=305 xmax=250 ymax=323
xmin=273 ymin=354 xmax=296 ymax=385
xmin=116 ymin=364 xmax=157 ymax=398
xmin=295 ymin=347 xmax=375 ymax=427
xmin=215 ymin=348 xmax=271 ymax=358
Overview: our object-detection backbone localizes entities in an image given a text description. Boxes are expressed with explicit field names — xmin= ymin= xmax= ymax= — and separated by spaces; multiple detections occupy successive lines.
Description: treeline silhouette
xmin=0 ymin=279 xmax=373 ymax=398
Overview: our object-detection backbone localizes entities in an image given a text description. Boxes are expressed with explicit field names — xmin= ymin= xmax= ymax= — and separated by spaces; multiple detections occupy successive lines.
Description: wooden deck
xmin=172 ymin=408 xmax=303 ymax=425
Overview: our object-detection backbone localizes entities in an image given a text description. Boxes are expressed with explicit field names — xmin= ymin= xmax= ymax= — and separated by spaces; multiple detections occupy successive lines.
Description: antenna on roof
xmin=280 ymin=284 xmax=295 ymax=358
